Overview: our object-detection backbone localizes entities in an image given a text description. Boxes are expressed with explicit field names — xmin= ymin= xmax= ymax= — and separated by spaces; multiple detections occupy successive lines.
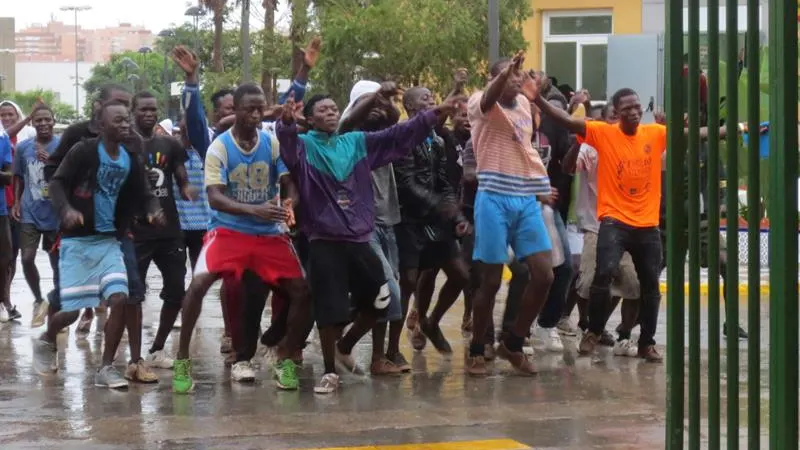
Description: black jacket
xmin=49 ymin=137 xmax=159 ymax=238
xmin=393 ymin=129 xmax=463 ymax=228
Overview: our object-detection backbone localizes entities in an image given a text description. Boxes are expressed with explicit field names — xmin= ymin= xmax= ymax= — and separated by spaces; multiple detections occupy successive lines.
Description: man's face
xmin=215 ymin=94 xmax=234 ymax=121
xmin=364 ymin=97 xmax=399 ymax=130
xmin=616 ymin=94 xmax=642 ymax=128
xmin=452 ymin=108 xmax=470 ymax=134
xmin=235 ymin=93 xmax=266 ymax=132
xmin=32 ymin=109 xmax=55 ymax=140
xmin=311 ymin=98 xmax=340 ymax=134
xmin=408 ymin=88 xmax=436 ymax=114
xmin=134 ymin=97 xmax=159 ymax=132
xmin=93 ymin=89 xmax=132 ymax=118
xmin=494 ymin=62 xmax=521 ymax=100
xmin=0 ymin=105 xmax=19 ymax=129
xmin=101 ymin=104 xmax=131 ymax=142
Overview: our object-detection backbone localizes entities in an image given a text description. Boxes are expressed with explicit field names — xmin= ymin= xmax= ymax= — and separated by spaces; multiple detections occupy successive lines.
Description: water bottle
xmin=541 ymin=204 xmax=565 ymax=267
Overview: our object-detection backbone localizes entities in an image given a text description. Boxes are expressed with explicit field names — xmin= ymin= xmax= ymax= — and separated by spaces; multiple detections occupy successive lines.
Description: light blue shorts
xmin=473 ymin=190 xmax=552 ymax=264
xmin=59 ymin=235 xmax=129 ymax=312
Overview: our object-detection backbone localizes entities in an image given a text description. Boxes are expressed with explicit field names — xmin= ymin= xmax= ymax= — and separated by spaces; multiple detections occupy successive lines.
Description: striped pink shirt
xmin=467 ymin=92 xmax=550 ymax=196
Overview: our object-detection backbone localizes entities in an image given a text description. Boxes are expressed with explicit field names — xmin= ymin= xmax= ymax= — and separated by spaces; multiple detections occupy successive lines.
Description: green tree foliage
xmin=0 ymin=89 xmax=77 ymax=123
xmin=313 ymin=0 xmax=532 ymax=104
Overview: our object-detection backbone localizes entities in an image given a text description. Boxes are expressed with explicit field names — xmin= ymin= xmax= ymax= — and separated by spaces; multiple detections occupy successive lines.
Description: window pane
xmin=545 ymin=42 xmax=577 ymax=92
xmin=549 ymin=15 xmax=612 ymax=35
xmin=581 ymin=44 xmax=608 ymax=100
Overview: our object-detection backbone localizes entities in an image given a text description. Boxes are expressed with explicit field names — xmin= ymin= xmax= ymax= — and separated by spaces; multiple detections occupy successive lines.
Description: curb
xmin=658 ymin=282 xmax=771 ymax=295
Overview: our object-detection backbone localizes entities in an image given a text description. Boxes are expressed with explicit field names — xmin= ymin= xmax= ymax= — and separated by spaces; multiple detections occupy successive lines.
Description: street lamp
xmin=120 ymin=57 xmax=139 ymax=89
xmin=184 ymin=6 xmax=206 ymax=52
xmin=60 ymin=5 xmax=92 ymax=116
xmin=157 ymin=29 xmax=175 ymax=116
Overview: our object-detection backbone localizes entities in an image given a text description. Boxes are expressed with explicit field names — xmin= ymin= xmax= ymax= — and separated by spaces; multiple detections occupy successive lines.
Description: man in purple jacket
xmin=276 ymin=90 xmax=464 ymax=394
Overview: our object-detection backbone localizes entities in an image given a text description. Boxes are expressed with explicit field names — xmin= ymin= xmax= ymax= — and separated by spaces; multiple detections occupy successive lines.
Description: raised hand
xmin=453 ymin=68 xmax=468 ymax=92
xmin=436 ymin=93 xmax=468 ymax=117
xmin=171 ymin=46 xmax=199 ymax=76
xmin=281 ymin=92 xmax=297 ymax=124
xmin=378 ymin=81 xmax=403 ymax=99
xmin=302 ymin=36 xmax=322 ymax=69
xmin=506 ymin=50 xmax=525 ymax=75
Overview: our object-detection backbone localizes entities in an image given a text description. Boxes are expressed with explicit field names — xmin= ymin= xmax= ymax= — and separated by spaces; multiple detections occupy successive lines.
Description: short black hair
xmin=211 ymin=89 xmax=234 ymax=111
xmin=100 ymin=99 xmax=130 ymax=116
xmin=489 ymin=58 xmax=512 ymax=77
xmin=31 ymin=105 xmax=54 ymax=117
xmin=602 ymin=103 xmax=615 ymax=119
xmin=304 ymin=94 xmax=331 ymax=119
xmin=402 ymin=86 xmax=428 ymax=112
xmin=232 ymin=83 xmax=264 ymax=108
xmin=610 ymin=88 xmax=639 ymax=109
xmin=132 ymin=91 xmax=156 ymax=109
xmin=98 ymin=83 xmax=130 ymax=102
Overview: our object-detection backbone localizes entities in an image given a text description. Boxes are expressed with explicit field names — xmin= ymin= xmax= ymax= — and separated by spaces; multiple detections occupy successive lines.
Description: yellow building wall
xmin=523 ymin=0 xmax=643 ymax=70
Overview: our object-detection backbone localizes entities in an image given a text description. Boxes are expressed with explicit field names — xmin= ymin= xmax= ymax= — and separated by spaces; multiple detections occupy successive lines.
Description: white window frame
xmin=542 ymin=10 xmax=612 ymax=94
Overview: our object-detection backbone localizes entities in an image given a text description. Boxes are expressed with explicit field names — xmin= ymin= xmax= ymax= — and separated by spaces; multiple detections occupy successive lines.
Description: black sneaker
xmin=723 ymin=323 xmax=748 ymax=340
xmin=7 ymin=306 xmax=21 ymax=321
xmin=599 ymin=330 xmax=615 ymax=347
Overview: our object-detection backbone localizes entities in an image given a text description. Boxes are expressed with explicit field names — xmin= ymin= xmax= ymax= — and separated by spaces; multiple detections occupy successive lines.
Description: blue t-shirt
xmin=14 ymin=137 xmax=61 ymax=230
xmin=94 ymin=142 xmax=131 ymax=233
xmin=204 ymin=130 xmax=287 ymax=235
xmin=0 ymin=133 xmax=12 ymax=216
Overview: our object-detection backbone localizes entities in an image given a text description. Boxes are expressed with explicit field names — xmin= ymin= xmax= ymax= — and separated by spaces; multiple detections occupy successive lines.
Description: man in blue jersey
xmin=11 ymin=106 xmax=60 ymax=328
xmin=173 ymin=83 xmax=311 ymax=394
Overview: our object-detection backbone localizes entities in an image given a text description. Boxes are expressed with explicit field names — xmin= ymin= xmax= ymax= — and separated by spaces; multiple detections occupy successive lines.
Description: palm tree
xmin=261 ymin=0 xmax=276 ymax=99
xmin=201 ymin=0 xmax=227 ymax=72
xmin=239 ymin=0 xmax=251 ymax=82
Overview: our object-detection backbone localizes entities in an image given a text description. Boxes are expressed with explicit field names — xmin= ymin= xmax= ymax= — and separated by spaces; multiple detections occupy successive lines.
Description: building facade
xmin=0 ymin=17 xmax=15 ymax=92
xmin=15 ymin=21 xmax=154 ymax=63
xmin=523 ymin=0 xmax=768 ymax=100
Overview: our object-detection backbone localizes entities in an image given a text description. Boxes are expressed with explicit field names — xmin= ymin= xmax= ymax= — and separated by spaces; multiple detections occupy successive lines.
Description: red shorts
xmin=196 ymin=228 xmax=303 ymax=286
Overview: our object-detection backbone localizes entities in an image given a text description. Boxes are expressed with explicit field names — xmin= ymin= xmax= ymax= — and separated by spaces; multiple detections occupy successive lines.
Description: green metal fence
xmin=665 ymin=0 xmax=798 ymax=448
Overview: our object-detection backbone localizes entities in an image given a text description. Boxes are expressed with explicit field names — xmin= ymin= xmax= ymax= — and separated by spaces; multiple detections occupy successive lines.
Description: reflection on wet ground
xmin=0 ymin=255 xmax=769 ymax=449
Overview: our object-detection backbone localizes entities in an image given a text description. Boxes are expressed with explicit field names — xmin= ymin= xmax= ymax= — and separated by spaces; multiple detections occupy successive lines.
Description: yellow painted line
xmin=297 ymin=439 xmax=531 ymax=450
xmin=658 ymin=282 xmax=773 ymax=296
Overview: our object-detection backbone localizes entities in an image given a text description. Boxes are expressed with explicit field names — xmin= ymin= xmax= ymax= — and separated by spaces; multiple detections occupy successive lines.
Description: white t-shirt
xmin=575 ymin=143 xmax=600 ymax=233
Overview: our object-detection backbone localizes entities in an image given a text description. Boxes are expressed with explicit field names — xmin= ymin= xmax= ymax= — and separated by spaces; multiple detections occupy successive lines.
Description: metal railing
xmin=665 ymin=0 xmax=798 ymax=448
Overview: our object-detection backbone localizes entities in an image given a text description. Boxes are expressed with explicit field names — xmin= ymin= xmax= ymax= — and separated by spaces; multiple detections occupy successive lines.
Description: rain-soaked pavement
xmin=0 ymin=254 xmax=771 ymax=449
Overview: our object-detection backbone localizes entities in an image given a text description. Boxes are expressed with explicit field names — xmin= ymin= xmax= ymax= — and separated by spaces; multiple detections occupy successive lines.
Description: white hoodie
xmin=0 ymin=100 xmax=37 ymax=144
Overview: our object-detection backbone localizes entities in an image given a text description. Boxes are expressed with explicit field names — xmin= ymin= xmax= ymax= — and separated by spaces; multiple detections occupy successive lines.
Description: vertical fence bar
xmin=767 ymin=0 xmax=799 ymax=448
xmin=724 ymin=0 xmax=740 ymax=447
xmin=705 ymin=0 xmax=722 ymax=447
xmin=744 ymin=1 xmax=760 ymax=448
xmin=665 ymin=0 xmax=685 ymax=447
xmin=687 ymin=0 xmax=702 ymax=447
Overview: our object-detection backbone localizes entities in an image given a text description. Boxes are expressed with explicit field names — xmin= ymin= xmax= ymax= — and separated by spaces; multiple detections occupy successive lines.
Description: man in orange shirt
xmin=534 ymin=87 xmax=666 ymax=362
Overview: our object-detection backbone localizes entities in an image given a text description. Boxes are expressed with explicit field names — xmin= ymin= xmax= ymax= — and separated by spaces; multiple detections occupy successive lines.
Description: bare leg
xmin=102 ymin=295 xmax=128 ymax=366
xmin=21 ymin=248 xmax=43 ymax=302
xmin=125 ymin=303 xmax=143 ymax=363
xmin=469 ymin=263 xmax=504 ymax=354
xmin=177 ymin=273 xmax=221 ymax=359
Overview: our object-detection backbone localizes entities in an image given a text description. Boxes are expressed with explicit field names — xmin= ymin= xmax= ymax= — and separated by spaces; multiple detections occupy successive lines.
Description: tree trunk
xmin=212 ymin=7 xmax=225 ymax=72
xmin=240 ymin=0 xmax=251 ymax=82
xmin=290 ymin=0 xmax=308 ymax=78
xmin=261 ymin=0 xmax=276 ymax=103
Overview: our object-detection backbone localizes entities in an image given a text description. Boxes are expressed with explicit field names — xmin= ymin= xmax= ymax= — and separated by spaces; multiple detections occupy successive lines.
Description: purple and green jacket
xmin=276 ymin=109 xmax=439 ymax=243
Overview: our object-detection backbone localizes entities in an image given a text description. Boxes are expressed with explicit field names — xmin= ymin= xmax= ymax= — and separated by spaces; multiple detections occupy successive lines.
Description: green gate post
xmin=665 ymin=0 xmax=686 ymax=447
xmin=768 ymin=0 xmax=799 ymax=448
xmin=724 ymin=0 xmax=741 ymax=447
xmin=745 ymin=1 xmax=761 ymax=448
xmin=687 ymin=0 xmax=702 ymax=447
xmin=706 ymin=0 xmax=722 ymax=448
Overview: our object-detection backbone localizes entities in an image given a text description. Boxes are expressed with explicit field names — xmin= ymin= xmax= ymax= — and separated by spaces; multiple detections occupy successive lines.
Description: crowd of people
xmin=0 ymin=40 xmax=749 ymax=394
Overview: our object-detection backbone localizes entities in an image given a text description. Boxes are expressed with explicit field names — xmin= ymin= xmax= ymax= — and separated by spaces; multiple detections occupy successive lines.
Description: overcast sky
xmin=6 ymin=0 xmax=291 ymax=33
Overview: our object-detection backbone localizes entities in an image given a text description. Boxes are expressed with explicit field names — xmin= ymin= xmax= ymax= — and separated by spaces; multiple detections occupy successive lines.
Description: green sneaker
xmin=273 ymin=358 xmax=299 ymax=390
xmin=173 ymin=358 xmax=194 ymax=394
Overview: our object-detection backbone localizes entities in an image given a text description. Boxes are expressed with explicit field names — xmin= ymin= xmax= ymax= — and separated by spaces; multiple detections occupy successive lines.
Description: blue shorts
xmin=59 ymin=235 xmax=129 ymax=312
xmin=473 ymin=191 xmax=552 ymax=264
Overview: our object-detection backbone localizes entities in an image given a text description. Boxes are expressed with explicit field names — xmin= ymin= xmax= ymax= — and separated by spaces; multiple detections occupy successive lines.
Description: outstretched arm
xmin=338 ymin=82 xmax=402 ymax=134
xmin=480 ymin=51 xmax=524 ymax=114
xmin=533 ymin=95 xmax=587 ymax=136
xmin=279 ymin=37 xmax=321 ymax=104
xmin=173 ymin=46 xmax=211 ymax=158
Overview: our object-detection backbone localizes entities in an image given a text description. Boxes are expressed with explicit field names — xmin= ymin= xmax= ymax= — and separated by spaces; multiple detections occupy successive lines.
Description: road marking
xmin=298 ymin=439 xmax=531 ymax=450
xmin=658 ymin=282 xmax=773 ymax=296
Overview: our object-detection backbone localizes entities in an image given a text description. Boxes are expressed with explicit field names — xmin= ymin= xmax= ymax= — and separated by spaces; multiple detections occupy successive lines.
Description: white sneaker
xmin=0 ymin=306 xmax=9 ymax=323
xmin=146 ymin=350 xmax=175 ymax=369
xmin=172 ymin=316 xmax=182 ymax=329
xmin=231 ymin=361 xmax=256 ymax=382
xmin=314 ymin=373 xmax=340 ymax=394
xmin=533 ymin=326 xmax=564 ymax=353
xmin=556 ymin=317 xmax=578 ymax=336
xmin=31 ymin=301 xmax=49 ymax=328
xmin=613 ymin=339 xmax=638 ymax=357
